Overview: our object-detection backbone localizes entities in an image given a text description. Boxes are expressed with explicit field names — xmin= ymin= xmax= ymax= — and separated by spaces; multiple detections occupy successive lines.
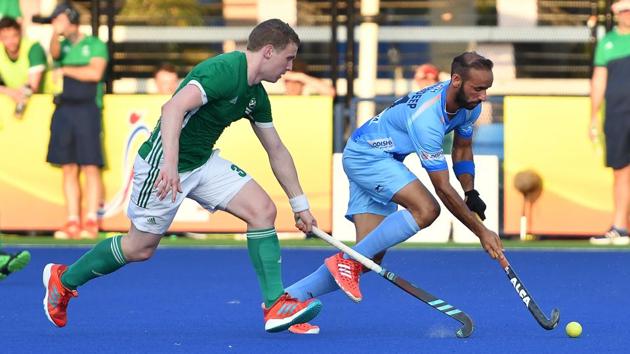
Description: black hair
xmin=0 ymin=17 xmax=20 ymax=32
xmin=451 ymin=52 xmax=494 ymax=80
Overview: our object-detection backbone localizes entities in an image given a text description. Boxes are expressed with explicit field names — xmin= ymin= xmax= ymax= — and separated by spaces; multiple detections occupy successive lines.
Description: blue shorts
xmin=46 ymin=103 xmax=104 ymax=167
xmin=342 ymin=140 xmax=416 ymax=221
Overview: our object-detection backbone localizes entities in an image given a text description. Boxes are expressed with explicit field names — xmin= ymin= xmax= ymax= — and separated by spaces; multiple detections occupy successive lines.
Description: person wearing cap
xmin=0 ymin=16 xmax=48 ymax=116
xmin=413 ymin=63 xmax=440 ymax=90
xmin=44 ymin=3 xmax=108 ymax=240
xmin=590 ymin=0 xmax=630 ymax=245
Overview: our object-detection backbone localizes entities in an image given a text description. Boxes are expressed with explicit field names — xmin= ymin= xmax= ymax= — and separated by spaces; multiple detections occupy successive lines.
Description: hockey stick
xmin=470 ymin=211 xmax=559 ymax=329
xmin=499 ymin=256 xmax=560 ymax=330
xmin=310 ymin=226 xmax=474 ymax=338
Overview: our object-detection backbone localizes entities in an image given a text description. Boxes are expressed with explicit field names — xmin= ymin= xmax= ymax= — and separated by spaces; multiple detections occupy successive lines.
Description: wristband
xmin=289 ymin=195 xmax=310 ymax=213
xmin=453 ymin=160 xmax=475 ymax=177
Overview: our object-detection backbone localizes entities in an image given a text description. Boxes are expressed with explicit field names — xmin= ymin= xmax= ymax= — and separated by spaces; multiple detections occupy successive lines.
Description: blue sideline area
xmin=2 ymin=247 xmax=629 ymax=353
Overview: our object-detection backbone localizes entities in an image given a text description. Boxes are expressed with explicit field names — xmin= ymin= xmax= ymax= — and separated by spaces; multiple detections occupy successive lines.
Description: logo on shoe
xmin=49 ymin=287 xmax=61 ymax=308
xmin=278 ymin=303 xmax=297 ymax=315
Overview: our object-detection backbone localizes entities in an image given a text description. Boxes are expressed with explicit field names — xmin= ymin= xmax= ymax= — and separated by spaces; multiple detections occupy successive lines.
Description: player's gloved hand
xmin=465 ymin=189 xmax=486 ymax=221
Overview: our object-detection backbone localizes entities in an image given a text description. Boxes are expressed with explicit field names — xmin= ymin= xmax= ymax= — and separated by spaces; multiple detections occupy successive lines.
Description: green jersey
xmin=139 ymin=51 xmax=273 ymax=172
xmin=54 ymin=35 xmax=108 ymax=108
xmin=0 ymin=0 xmax=21 ymax=19
xmin=0 ymin=38 xmax=47 ymax=89
xmin=594 ymin=28 xmax=630 ymax=114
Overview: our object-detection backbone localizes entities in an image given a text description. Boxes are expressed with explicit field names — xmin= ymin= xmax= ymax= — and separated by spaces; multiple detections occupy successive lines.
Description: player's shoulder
xmin=83 ymin=35 xmax=106 ymax=46
xmin=193 ymin=51 xmax=243 ymax=75
xmin=600 ymin=29 xmax=624 ymax=46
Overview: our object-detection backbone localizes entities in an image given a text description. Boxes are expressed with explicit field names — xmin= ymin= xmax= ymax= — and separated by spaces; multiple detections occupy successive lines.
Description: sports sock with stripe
xmin=286 ymin=264 xmax=338 ymax=301
xmin=350 ymin=209 xmax=420 ymax=259
xmin=61 ymin=235 xmax=127 ymax=290
xmin=246 ymin=228 xmax=285 ymax=307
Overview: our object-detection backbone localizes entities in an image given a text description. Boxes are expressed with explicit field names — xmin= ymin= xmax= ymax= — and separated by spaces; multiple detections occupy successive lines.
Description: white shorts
xmin=127 ymin=149 xmax=252 ymax=234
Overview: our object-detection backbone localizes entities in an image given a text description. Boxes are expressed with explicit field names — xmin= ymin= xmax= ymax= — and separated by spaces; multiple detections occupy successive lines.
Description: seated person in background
xmin=0 ymin=16 xmax=48 ymax=116
xmin=153 ymin=62 xmax=179 ymax=95
xmin=282 ymin=59 xmax=335 ymax=96
xmin=413 ymin=63 xmax=440 ymax=89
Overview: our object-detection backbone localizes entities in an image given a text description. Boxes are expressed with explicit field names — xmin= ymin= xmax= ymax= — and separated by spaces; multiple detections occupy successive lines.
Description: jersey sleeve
xmin=454 ymin=105 xmax=481 ymax=138
xmin=593 ymin=36 xmax=609 ymax=67
xmin=407 ymin=111 xmax=448 ymax=172
xmin=185 ymin=62 xmax=236 ymax=105
xmin=251 ymin=85 xmax=272 ymax=127
xmin=27 ymin=42 xmax=47 ymax=72
xmin=90 ymin=39 xmax=108 ymax=60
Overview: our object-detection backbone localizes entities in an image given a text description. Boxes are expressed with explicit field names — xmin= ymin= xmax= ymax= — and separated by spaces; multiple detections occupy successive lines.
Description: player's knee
xmin=410 ymin=200 xmax=440 ymax=228
xmin=124 ymin=245 xmax=156 ymax=262
xmin=250 ymin=198 xmax=277 ymax=225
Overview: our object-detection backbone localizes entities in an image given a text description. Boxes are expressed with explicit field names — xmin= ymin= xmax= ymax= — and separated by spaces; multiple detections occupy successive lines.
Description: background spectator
xmin=413 ymin=63 xmax=440 ymax=89
xmin=282 ymin=59 xmax=335 ymax=96
xmin=589 ymin=0 xmax=630 ymax=245
xmin=43 ymin=3 xmax=108 ymax=240
xmin=0 ymin=16 xmax=47 ymax=117
xmin=153 ymin=62 xmax=179 ymax=95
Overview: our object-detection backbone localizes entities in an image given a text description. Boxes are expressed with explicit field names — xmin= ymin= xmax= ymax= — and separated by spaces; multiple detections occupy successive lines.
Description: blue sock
xmin=286 ymin=264 xmax=338 ymax=301
xmin=350 ymin=209 xmax=420 ymax=259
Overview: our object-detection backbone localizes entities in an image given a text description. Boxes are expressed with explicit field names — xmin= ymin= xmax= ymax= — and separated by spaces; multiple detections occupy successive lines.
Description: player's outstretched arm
xmin=451 ymin=133 xmax=474 ymax=192
xmin=450 ymin=133 xmax=487 ymax=220
xmin=251 ymin=123 xmax=317 ymax=232
xmin=428 ymin=170 xmax=504 ymax=260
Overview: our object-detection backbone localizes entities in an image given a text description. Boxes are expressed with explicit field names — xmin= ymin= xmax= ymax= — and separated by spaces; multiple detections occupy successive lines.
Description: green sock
xmin=61 ymin=235 xmax=127 ymax=290
xmin=247 ymin=228 xmax=285 ymax=307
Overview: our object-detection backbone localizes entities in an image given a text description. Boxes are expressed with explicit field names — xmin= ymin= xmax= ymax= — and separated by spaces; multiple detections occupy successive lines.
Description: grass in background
xmin=1 ymin=232 xmax=629 ymax=250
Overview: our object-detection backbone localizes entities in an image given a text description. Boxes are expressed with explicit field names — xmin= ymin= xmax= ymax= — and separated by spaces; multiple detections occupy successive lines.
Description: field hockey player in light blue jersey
xmin=286 ymin=52 xmax=505 ymax=319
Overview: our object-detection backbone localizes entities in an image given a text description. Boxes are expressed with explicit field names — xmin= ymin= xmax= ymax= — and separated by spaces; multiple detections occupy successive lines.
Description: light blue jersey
xmin=350 ymin=80 xmax=480 ymax=172
xmin=343 ymin=81 xmax=481 ymax=220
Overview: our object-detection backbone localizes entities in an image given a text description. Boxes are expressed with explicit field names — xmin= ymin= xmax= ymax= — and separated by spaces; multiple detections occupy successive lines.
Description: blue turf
xmin=1 ymin=247 xmax=629 ymax=353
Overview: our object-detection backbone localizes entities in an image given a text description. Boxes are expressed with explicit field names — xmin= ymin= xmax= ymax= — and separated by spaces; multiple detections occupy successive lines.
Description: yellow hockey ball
xmin=565 ymin=321 xmax=582 ymax=338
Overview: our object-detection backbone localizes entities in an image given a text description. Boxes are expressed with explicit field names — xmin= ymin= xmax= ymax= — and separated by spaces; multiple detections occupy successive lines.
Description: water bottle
xmin=14 ymin=85 xmax=33 ymax=117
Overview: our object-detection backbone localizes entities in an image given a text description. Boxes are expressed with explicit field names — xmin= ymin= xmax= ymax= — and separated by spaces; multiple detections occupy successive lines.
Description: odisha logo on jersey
xmin=421 ymin=150 xmax=443 ymax=161
xmin=245 ymin=97 xmax=257 ymax=117
xmin=367 ymin=138 xmax=394 ymax=150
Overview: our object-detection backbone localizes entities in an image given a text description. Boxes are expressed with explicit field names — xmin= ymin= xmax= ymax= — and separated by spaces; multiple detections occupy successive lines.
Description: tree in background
xmin=120 ymin=0 xmax=204 ymax=26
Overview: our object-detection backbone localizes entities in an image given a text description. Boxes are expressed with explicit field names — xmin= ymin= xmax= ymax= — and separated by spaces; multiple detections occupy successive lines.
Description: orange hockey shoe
xmin=262 ymin=293 xmax=322 ymax=333
xmin=325 ymin=252 xmax=363 ymax=302
xmin=288 ymin=322 xmax=320 ymax=335
xmin=43 ymin=263 xmax=78 ymax=327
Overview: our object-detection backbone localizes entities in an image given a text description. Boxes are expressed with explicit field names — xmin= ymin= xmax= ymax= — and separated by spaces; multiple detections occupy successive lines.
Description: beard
xmin=455 ymin=85 xmax=481 ymax=110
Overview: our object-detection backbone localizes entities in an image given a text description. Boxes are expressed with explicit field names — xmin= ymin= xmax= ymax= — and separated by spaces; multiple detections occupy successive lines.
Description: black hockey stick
xmin=499 ymin=256 xmax=560 ymax=330
xmin=311 ymin=227 xmax=474 ymax=338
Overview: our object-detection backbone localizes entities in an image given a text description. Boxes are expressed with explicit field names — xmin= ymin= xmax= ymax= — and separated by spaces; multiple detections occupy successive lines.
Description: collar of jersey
xmin=439 ymin=82 xmax=453 ymax=124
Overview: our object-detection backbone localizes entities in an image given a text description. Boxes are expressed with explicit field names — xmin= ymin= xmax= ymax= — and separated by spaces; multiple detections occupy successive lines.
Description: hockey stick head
xmin=455 ymin=314 xmax=474 ymax=338
xmin=539 ymin=308 xmax=560 ymax=330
